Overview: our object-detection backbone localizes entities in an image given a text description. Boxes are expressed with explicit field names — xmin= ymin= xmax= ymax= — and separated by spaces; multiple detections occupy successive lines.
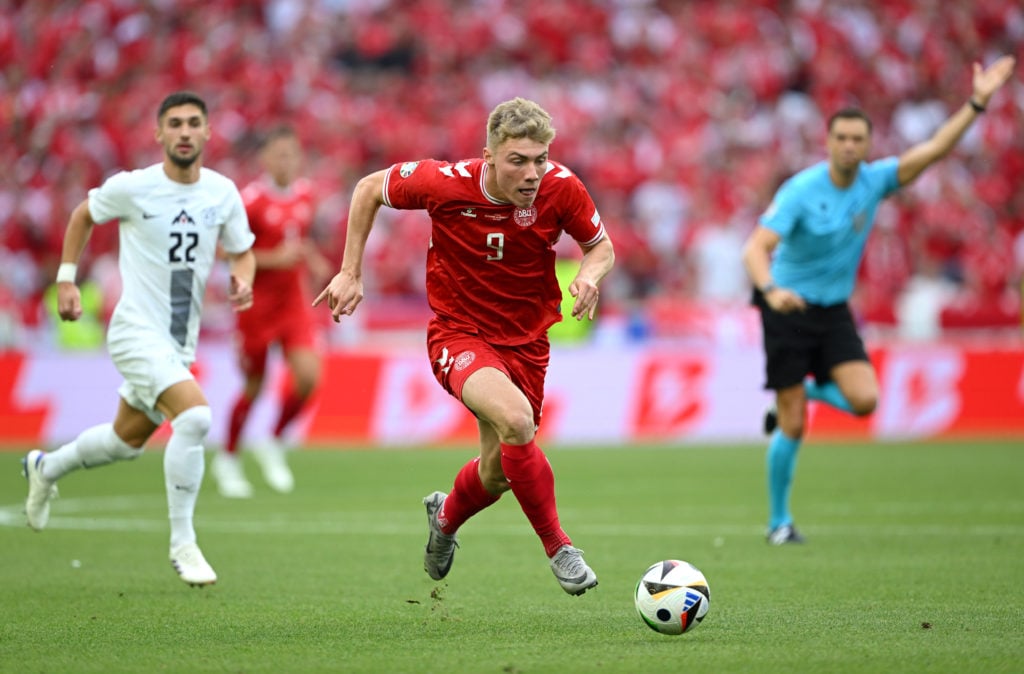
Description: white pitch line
xmin=2 ymin=498 xmax=1022 ymax=537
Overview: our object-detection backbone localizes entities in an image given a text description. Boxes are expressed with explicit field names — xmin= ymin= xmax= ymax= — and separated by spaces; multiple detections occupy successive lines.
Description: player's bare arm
xmin=56 ymin=198 xmax=97 ymax=322
xmin=313 ymin=169 xmax=387 ymax=321
xmin=227 ymin=248 xmax=256 ymax=312
xmin=897 ymin=55 xmax=1015 ymax=186
xmin=741 ymin=225 xmax=807 ymax=314
xmin=569 ymin=236 xmax=615 ymax=320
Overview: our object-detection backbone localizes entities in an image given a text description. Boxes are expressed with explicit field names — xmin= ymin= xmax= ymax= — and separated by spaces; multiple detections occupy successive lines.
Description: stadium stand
xmin=1 ymin=0 xmax=1021 ymax=346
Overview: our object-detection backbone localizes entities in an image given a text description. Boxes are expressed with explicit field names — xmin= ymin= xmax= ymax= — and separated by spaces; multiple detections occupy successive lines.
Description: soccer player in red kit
xmin=214 ymin=126 xmax=330 ymax=498
xmin=314 ymin=98 xmax=615 ymax=595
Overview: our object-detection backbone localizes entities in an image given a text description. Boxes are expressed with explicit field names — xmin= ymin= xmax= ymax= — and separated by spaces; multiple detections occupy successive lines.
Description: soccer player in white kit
xmin=22 ymin=91 xmax=256 ymax=587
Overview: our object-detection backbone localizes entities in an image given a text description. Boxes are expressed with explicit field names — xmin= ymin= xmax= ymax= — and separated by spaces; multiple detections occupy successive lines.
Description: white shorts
xmin=110 ymin=339 xmax=194 ymax=425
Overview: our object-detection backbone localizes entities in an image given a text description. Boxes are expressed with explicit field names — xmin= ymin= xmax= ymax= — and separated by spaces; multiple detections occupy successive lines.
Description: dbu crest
xmin=513 ymin=206 xmax=537 ymax=227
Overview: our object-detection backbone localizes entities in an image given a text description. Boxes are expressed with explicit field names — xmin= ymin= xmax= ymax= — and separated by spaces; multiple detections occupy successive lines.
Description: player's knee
xmin=294 ymin=373 xmax=320 ymax=398
xmin=104 ymin=426 xmax=145 ymax=463
xmin=243 ymin=378 xmax=265 ymax=399
xmin=112 ymin=438 xmax=144 ymax=461
xmin=779 ymin=419 xmax=806 ymax=439
xmin=849 ymin=395 xmax=877 ymax=417
xmin=171 ymin=405 xmax=212 ymax=442
xmin=74 ymin=424 xmax=142 ymax=469
xmin=777 ymin=402 xmax=807 ymax=439
xmin=497 ymin=409 xmax=536 ymax=445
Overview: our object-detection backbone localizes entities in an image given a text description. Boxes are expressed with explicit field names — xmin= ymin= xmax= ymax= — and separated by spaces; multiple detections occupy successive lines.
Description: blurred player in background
xmin=742 ymin=55 xmax=1016 ymax=545
xmin=213 ymin=126 xmax=330 ymax=498
xmin=315 ymin=97 xmax=614 ymax=596
xmin=22 ymin=91 xmax=256 ymax=585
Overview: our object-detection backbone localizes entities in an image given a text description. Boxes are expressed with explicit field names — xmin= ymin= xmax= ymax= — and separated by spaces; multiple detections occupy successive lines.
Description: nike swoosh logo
xmin=553 ymin=571 xmax=588 ymax=583
xmin=425 ymin=534 xmax=451 ymax=554
xmin=142 ymin=212 xmax=158 ymax=219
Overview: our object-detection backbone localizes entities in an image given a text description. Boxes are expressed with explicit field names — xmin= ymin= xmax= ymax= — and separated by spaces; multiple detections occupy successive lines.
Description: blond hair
xmin=486 ymin=98 xmax=556 ymax=152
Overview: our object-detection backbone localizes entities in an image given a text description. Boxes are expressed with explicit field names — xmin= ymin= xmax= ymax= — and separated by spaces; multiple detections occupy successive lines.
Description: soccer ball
xmin=634 ymin=560 xmax=710 ymax=635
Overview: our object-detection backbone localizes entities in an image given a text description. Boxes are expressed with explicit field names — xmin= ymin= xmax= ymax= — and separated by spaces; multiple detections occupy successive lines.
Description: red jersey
xmin=383 ymin=158 xmax=607 ymax=345
xmin=240 ymin=176 xmax=316 ymax=312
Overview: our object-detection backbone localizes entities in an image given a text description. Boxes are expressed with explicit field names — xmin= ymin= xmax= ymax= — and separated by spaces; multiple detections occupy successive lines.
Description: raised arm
xmin=312 ymin=168 xmax=388 ymax=321
xmin=896 ymin=55 xmax=1015 ymax=186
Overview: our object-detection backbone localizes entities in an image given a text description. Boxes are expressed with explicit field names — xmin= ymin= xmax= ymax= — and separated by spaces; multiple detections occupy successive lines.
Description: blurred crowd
xmin=2 ymin=0 xmax=1022 ymax=348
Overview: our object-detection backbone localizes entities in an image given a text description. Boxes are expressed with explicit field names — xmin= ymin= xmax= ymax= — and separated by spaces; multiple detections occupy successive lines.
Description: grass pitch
xmin=1 ymin=440 xmax=1021 ymax=673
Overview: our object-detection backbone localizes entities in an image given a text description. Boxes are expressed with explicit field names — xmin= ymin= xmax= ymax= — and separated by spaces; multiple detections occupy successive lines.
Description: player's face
xmin=262 ymin=135 xmax=302 ymax=187
xmin=156 ymin=104 xmax=210 ymax=169
xmin=826 ymin=118 xmax=871 ymax=173
xmin=483 ymin=137 xmax=550 ymax=208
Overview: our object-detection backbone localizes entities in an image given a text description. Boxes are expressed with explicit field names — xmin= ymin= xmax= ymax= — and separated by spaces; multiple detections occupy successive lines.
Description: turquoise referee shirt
xmin=759 ymin=157 xmax=900 ymax=305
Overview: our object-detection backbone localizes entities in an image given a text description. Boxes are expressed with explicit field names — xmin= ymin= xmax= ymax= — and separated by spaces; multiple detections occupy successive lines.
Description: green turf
xmin=1 ymin=440 xmax=1021 ymax=674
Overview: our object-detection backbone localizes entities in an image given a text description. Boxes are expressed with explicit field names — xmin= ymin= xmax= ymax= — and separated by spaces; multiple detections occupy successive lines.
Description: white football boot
xmin=211 ymin=452 xmax=253 ymax=499
xmin=23 ymin=449 xmax=58 ymax=531
xmin=170 ymin=542 xmax=218 ymax=586
xmin=251 ymin=438 xmax=294 ymax=494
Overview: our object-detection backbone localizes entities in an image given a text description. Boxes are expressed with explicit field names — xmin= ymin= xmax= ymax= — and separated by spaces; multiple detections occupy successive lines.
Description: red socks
xmin=228 ymin=390 xmax=308 ymax=454
xmin=439 ymin=442 xmax=572 ymax=558
xmin=274 ymin=390 xmax=307 ymax=437
xmin=438 ymin=457 xmax=500 ymax=534
xmin=500 ymin=440 xmax=571 ymax=557
xmin=225 ymin=395 xmax=253 ymax=454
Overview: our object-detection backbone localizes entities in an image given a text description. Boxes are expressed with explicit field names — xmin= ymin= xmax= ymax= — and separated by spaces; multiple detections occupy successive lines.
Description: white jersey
xmin=89 ymin=163 xmax=255 ymax=363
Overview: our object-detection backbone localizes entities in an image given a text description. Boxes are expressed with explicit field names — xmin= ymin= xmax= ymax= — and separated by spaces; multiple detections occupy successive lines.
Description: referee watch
xmin=760 ymin=282 xmax=777 ymax=295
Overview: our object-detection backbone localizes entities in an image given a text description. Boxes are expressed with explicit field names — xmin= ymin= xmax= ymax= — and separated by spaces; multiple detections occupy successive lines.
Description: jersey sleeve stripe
xmin=579 ymin=224 xmax=606 ymax=248
xmin=381 ymin=165 xmax=395 ymax=208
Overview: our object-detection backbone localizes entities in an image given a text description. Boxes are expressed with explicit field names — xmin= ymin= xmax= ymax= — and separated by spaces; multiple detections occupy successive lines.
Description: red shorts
xmin=426 ymin=318 xmax=550 ymax=426
xmin=235 ymin=304 xmax=321 ymax=378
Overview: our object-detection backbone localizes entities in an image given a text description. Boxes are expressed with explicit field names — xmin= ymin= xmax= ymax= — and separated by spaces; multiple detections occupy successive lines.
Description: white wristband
xmin=56 ymin=263 xmax=78 ymax=284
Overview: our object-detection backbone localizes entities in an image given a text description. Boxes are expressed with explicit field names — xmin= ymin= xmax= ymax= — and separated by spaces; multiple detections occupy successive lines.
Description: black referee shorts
xmin=752 ymin=289 xmax=869 ymax=391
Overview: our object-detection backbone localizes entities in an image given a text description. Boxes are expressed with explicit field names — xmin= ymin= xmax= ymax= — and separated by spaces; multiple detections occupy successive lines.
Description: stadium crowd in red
xmin=1 ymin=0 xmax=1021 ymax=347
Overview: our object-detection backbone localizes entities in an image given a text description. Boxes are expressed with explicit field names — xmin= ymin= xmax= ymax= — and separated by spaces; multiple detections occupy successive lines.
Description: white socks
xmin=164 ymin=406 xmax=212 ymax=550
xmin=40 ymin=407 xmax=214 ymax=552
xmin=41 ymin=423 xmax=142 ymax=481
